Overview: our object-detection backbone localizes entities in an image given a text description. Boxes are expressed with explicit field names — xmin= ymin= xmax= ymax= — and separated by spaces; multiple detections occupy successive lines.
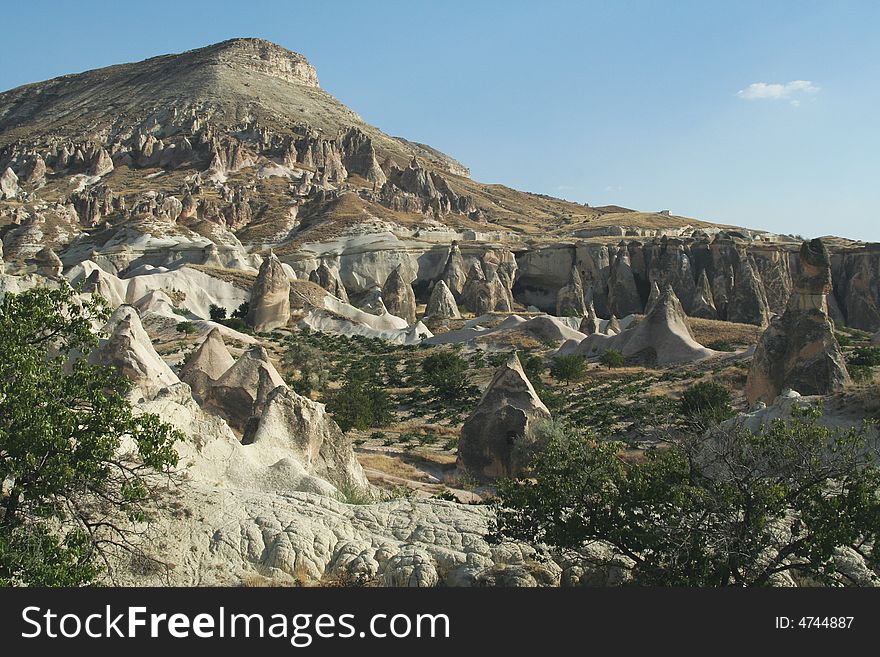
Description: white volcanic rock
xmin=88 ymin=148 xmax=114 ymax=176
xmin=578 ymin=302 xmax=601 ymax=335
xmin=247 ymin=252 xmax=291 ymax=332
xmin=573 ymin=285 xmax=716 ymax=365
xmin=91 ymin=305 xmax=180 ymax=400
xmin=458 ymin=353 xmax=551 ymax=479
xmin=425 ymin=279 xmax=460 ymax=319
xmin=203 ymin=345 xmax=286 ymax=431
xmin=180 ymin=328 xmax=236 ymax=403
xmin=68 ymin=261 xmax=248 ymax=320
xmin=247 ymin=386 xmax=369 ymax=490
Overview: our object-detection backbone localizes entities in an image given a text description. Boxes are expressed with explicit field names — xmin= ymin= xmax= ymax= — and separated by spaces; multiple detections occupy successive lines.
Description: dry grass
xmin=689 ymin=317 xmax=764 ymax=347
xmin=358 ymin=453 xmax=432 ymax=482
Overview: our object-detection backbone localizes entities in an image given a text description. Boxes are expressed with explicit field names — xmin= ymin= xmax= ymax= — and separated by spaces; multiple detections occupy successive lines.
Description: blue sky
xmin=3 ymin=1 xmax=878 ymax=241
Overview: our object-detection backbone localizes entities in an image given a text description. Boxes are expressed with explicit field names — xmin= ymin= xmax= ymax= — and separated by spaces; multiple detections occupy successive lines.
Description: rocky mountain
xmin=4 ymin=38 xmax=876 ymax=332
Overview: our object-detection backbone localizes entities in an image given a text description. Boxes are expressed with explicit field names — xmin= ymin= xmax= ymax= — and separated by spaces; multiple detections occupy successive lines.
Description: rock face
xmin=574 ymin=285 xmax=715 ymax=365
xmin=460 ymin=261 xmax=513 ymax=315
xmin=247 ymin=252 xmax=290 ymax=332
xmin=381 ymin=264 xmax=417 ymax=325
xmin=458 ymin=353 xmax=551 ymax=479
xmin=425 ymin=279 xmax=460 ymax=320
xmin=441 ymin=242 xmax=467 ymax=299
xmin=203 ymin=345 xmax=286 ymax=431
xmin=690 ymin=270 xmax=717 ymax=319
xmin=91 ymin=305 xmax=180 ymax=400
xmin=728 ymin=252 xmax=771 ymax=326
xmin=248 ymin=386 xmax=369 ymax=490
xmin=180 ymin=328 xmax=235 ymax=403
xmin=556 ymin=266 xmax=588 ymax=317
xmin=608 ymin=246 xmax=642 ymax=317
xmin=309 ymin=262 xmax=349 ymax=303
xmin=746 ymin=239 xmax=851 ymax=405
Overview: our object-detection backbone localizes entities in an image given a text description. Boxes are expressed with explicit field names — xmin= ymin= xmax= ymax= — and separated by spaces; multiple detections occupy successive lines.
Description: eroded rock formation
xmin=247 ymin=252 xmax=291 ymax=332
xmin=745 ymin=239 xmax=851 ymax=405
xmin=458 ymin=353 xmax=551 ymax=479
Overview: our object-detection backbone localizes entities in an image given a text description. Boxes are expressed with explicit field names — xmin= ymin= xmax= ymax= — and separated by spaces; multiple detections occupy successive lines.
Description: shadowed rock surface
xmin=381 ymin=264 xmax=417 ymax=325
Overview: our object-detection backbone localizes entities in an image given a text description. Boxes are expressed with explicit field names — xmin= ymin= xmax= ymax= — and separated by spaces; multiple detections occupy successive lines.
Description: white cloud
xmin=737 ymin=80 xmax=820 ymax=102
xmin=605 ymin=185 xmax=623 ymax=193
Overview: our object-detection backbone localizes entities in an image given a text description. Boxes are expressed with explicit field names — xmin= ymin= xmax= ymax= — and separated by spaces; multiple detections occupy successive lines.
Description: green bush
xmin=679 ymin=381 xmax=734 ymax=427
xmin=848 ymin=346 xmax=880 ymax=367
xmin=175 ymin=321 xmax=197 ymax=335
xmin=599 ymin=349 xmax=625 ymax=369
xmin=707 ymin=340 xmax=736 ymax=352
xmin=326 ymin=375 xmax=393 ymax=432
xmin=231 ymin=301 xmax=250 ymax=319
xmin=422 ymin=351 xmax=471 ymax=400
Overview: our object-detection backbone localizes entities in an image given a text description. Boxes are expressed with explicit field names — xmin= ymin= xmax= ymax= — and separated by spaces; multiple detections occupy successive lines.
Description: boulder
xmin=381 ymin=264 xmax=417 ymax=325
xmin=458 ymin=353 xmax=552 ymax=479
xmin=425 ymin=279 xmax=461 ymax=320
xmin=606 ymin=315 xmax=621 ymax=335
xmin=88 ymin=147 xmax=114 ymax=176
xmin=91 ymin=305 xmax=179 ymax=400
xmin=555 ymin=266 xmax=588 ymax=317
xmin=745 ymin=239 xmax=851 ymax=405
xmin=247 ymin=252 xmax=291 ymax=332
xmin=690 ymin=270 xmax=717 ymax=320
xmin=203 ymin=346 xmax=286 ymax=431
xmin=180 ymin=328 xmax=235 ymax=403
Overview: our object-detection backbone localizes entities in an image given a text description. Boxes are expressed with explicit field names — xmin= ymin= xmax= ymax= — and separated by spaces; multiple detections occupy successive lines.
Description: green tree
xmin=0 ymin=286 xmax=181 ymax=585
xmin=550 ymin=354 xmax=586 ymax=385
xmin=232 ymin=301 xmax=249 ymax=319
xmin=492 ymin=407 xmax=880 ymax=586
xmin=208 ymin=304 xmax=227 ymax=321
xmin=422 ymin=351 xmax=471 ymax=400
xmin=599 ymin=349 xmax=625 ymax=369
xmin=679 ymin=381 xmax=734 ymax=428
xmin=326 ymin=374 xmax=393 ymax=432
xmin=283 ymin=340 xmax=330 ymax=396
